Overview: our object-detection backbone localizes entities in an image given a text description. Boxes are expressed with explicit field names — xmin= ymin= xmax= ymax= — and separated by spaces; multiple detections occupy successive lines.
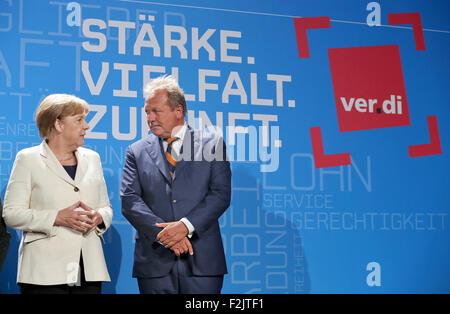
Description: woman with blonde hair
xmin=3 ymin=94 xmax=112 ymax=294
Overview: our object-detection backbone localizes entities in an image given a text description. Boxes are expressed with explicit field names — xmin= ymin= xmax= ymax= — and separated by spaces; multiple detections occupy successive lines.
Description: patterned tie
xmin=165 ymin=137 xmax=179 ymax=179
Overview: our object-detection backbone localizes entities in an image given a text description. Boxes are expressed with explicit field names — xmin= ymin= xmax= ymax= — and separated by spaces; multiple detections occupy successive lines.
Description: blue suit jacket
xmin=120 ymin=126 xmax=231 ymax=278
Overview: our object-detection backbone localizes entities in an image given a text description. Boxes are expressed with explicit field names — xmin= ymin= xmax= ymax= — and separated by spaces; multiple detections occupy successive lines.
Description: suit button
xmin=74 ymin=187 xmax=79 ymax=192
xmin=172 ymin=199 xmax=177 ymax=203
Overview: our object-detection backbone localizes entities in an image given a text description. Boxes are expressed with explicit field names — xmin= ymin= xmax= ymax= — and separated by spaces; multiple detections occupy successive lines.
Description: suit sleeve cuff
xmin=180 ymin=217 xmax=195 ymax=238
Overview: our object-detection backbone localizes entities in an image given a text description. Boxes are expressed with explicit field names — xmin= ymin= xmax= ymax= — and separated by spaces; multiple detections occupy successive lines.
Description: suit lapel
xmin=40 ymin=141 xmax=77 ymax=187
xmin=74 ymin=149 xmax=87 ymax=186
xmin=144 ymin=135 xmax=171 ymax=184
xmin=173 ymin=126 xmax=199 ymax=182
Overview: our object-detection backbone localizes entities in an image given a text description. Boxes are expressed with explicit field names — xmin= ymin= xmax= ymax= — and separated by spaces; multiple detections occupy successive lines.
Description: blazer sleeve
xmin=93 ymin=153 xmax=113 ymax=236
xmin=3 ymin=151 xmax=58 ymax=236
xmin=185 ymin=135 xmax=231 ymax=237
xmin=120 ymin=145 xmax=165 ymax=241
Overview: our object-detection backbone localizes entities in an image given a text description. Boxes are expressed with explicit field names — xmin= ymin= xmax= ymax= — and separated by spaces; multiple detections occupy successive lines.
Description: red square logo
xmin=328 ymin=45 xmax=410 ymax=132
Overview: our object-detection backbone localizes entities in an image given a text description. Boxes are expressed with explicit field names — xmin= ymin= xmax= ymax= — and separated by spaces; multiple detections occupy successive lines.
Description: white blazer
xmin=3 ymin=141 xmax=113 ymax=285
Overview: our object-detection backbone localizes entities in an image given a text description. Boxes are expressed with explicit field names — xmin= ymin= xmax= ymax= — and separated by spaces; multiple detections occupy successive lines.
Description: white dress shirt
xmin=162 ymin=122 xmax=195 ymax=238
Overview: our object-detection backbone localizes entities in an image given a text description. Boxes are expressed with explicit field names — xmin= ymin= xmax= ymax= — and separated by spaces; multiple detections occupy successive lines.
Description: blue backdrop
xmin=0 ymin=0 xmax=449 ymax=293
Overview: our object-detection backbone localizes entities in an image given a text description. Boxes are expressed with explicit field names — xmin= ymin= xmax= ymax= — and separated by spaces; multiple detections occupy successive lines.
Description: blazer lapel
xmin=173 ymin=125 xmax=198 ymax=182
xmin=40 ymin=141 xmax=76 ymax=187
xmin=144 ymin=135 xmax=171 ymax=184
xmin=74 ymin=149 xmax=87 ymax=186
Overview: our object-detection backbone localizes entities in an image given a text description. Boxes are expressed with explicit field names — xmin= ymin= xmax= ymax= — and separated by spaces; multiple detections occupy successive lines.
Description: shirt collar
xmin=171 ymin=122 xmax=187 ymax=141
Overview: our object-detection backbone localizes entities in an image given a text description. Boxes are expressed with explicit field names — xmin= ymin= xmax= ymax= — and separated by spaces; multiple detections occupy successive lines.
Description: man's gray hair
xmin=143 ymin=75 xmax=187 ymax=115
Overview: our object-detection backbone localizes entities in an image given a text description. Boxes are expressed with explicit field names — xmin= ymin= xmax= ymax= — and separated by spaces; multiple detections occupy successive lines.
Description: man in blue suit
xmin=121 ymin=75 xmax=231 ymax=294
